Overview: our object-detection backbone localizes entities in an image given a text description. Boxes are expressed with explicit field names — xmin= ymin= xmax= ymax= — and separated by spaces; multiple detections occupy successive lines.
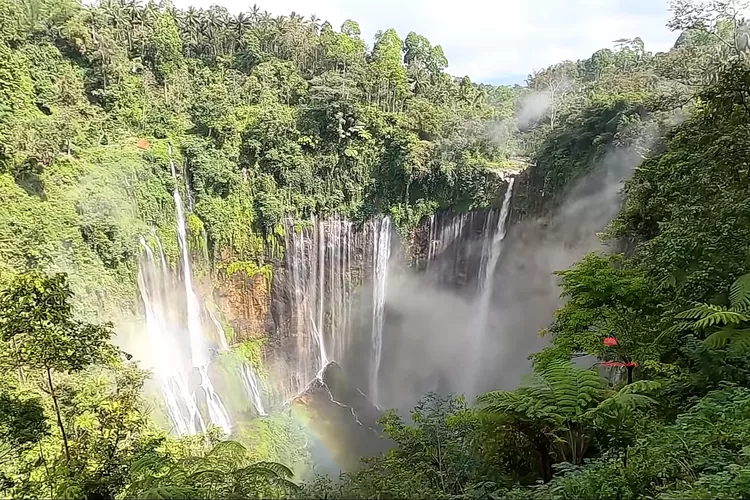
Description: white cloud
xmin=172 ymin=0 xmax=678 ymax=84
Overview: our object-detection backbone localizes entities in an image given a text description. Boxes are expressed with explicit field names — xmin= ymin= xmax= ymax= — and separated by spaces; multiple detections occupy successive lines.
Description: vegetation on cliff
xmin=2 ymin=0 xmax=750 ymax=498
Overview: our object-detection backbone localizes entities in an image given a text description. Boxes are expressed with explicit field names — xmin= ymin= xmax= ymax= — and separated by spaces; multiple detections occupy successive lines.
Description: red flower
xmin=136 ymin=138 xmax=151 ymax=150
xmin=599 ymin=361 xmax=638 ymax=368
xmin=603 ymin=336 xmax=618 ymax=347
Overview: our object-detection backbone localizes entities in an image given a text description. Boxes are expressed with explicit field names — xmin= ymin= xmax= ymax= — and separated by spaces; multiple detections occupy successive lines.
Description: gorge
xmin=127 ymin=146 xmax=631 ymax=472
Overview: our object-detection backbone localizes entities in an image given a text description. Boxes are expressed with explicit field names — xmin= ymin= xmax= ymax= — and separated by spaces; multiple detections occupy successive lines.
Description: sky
xmin=172 ymin=0 xmax=679 ymax=85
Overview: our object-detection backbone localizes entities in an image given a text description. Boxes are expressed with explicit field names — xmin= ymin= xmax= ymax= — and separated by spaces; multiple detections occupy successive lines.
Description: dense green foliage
xmin=3 ymin=0 xmax=750 ymax=498
xmin=0 ymin=271 xmax=303 ymax=498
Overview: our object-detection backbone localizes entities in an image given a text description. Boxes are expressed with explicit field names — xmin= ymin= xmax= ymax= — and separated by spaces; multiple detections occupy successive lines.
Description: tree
xmin=669 ymin=0 xmax=750 ymax=59
xmin=124 ymin=440 xmax=299 ymax=499
xmin=144 ymin=12 xmax=182 ymax=82
xmin=526 ymin=61 xmax=578 ymax=130
xmin=57 ymin=363 xmax=160 ymax=499
xmin=326 ymin=394 xmax=487 ymax=499
xmin=370 ymin=28 xmax=407 ymax=111
xmin=675 ymin=273 xmax=750 ymax=352
xmin=0 ymin=272 xmax=117 ymax=463
xmin=476 ymin=359 xmax=657 ymax=481
xmin=0 ymin=390 xmax=48 ymax=463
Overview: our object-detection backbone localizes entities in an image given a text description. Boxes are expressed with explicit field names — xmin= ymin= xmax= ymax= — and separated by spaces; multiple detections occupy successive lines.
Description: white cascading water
xmin=207 ymin=308 xmax=230 ymax=351
xmin=315 ymin=221 xmax=329 ymax=369
xmin=171 ymin=152 xmax=207 ymax=368
xmin=468 ymin=178 xmax=515 ymax=393
xmin=281 ymin=216 xmax=375 ymax=399
xmin=369 ymin=216 xmax=392 ymax=407
xmin=168 ymin=144 xmax=232 ymax=434
xmin=241 ymin=364 xmax=267 ymax=416
xmin=477 ymin=177 xmax=515 ymax=298
xmin=156 ymin=146 xmax=267 ymax=419
xmin=137 ymin=236 xmax=208 ymax=436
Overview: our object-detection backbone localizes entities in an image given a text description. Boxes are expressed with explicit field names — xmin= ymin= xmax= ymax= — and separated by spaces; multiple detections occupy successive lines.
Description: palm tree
xmin=141 ymin=0 xmax=158 ymax=28
xmin=476 ymin=359 xmax=658 ymax=482
xmin=231 ymin=12 xmax=251 ymax=38
xmin=308 ymin=14 xmax=321 ymax=35
xmin=124 ymin=440 xmax=300 ymax=499
xmin=675 ymin=273 xmax=750 ymax=351
xmin=249 ymin=4 xmax=261 ymax=22
xmin=227 ymin=12 xmax=251 ymax=53
xmin=121 ymin=0 xmax=142 ymax=50
xmin=183 ymin=6 xmax=200 ymax=31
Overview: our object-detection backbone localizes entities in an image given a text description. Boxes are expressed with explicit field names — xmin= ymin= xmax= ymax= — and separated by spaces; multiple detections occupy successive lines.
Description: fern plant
xmin=123 ymin=440 xmax=300 ymax=499
xmin=675 ymin=273 xmax=750 ymax=352
xmin=476 ymin=359 xmax=657 ymax=481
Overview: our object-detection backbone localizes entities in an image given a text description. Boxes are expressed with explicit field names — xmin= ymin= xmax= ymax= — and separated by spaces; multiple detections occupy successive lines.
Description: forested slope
xmin=0 ymin=0 xmax=518 ymax=306
xmin=2 ymin=0 xmax=750 ymax=498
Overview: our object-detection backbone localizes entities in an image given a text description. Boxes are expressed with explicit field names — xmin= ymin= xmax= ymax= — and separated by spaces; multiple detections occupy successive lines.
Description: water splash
xmin=369 ymin=216 xmax=392 ymax=407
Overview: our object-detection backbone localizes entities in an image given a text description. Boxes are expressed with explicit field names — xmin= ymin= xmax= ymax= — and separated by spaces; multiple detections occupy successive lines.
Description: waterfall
xmin=477 ymin=179 xmax=515 ymax=295
xmin=199 ymin=365 xmax=232 ymax=432
xmin=137 ymin=236 xmax=207 ymax=436
xmin=240 ymin=364 xmax=267 ymax=416
xmin=182 ymin=158 xmax=195 ymax=211
xmin=138 ymin=226 xmax=266 ymax=430
xmin=369 ymin=216 xmax=392 ymax=407
xmin=207 ymin=308 xmax=230 ymax=351
xmin=172 ymin=174 xmax=207 ymax=367
xmin=153 ymin=228 xmax=168 ymax=271
xmin=281 ymin=216 xmax=373 ymax=398
xmin=468 ymin=179 xmax=515 ymax=393
xmin=166 ymin=144 xmax=232 ymax=435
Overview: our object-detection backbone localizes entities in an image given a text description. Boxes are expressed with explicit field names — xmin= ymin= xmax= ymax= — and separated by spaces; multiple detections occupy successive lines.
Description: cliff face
xmin=215 ymin=269 xmax=273 ymax=342
xmin=208 ymin=177 xmax=521 ymax=408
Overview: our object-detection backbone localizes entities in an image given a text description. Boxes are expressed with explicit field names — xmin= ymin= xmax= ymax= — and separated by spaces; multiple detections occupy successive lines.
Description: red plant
xmin=603 ymin=336 xmax=618 ymax=347
xmin=599 ymin=361 xmax=638 ymax=368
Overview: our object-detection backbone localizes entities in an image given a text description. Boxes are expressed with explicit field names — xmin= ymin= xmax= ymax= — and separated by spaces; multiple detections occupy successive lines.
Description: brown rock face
xmin=215 ymin=270 xmax=272 ymax=342
xmin=206 ymin=246 xmax=278 ymax=344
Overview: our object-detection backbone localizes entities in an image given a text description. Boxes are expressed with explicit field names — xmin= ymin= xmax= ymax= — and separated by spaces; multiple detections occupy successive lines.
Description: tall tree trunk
xmin=39 ymin=441 xmax=53 ymax=497
xmin=536 ymin=442 xmax=553 ymax=483
xmin=12 ymin=339 xmax=24 ymax=385
xmin=46 ymin=366 xmax=70 ymax=463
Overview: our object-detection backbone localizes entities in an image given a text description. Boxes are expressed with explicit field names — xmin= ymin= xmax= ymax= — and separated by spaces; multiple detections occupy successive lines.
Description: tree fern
xmin=124 ymin=440 xmax=299 ymax=499
xmin=676 ymin=303 xmax=747 ymax=328
xmin=522 ymin=359 xmax=602 ymax=422
xmin=475 ymin=390 xmax=524 ymax=415
xmin=476 ymin=359 xmax=656 ymax=467
xmin=206 ymin=439 xmax=247 ymax=459
xmin=675 ymin=273 xmax=750 ymax=352
xmin=729 ymin=273 xmax=750 ymax=309
xmin=244 ymin=460 xmax=295 ymax=478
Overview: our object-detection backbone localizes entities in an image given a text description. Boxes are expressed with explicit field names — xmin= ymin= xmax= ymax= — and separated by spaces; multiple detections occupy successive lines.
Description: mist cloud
xmin=515 ymin=91 xmax=553 ymax=129
xmin=370 ymin=133 xmax=653 ymax=412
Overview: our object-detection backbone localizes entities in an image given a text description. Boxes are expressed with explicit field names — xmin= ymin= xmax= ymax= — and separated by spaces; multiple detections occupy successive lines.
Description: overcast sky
xmin=172 ymin=0 xmax=679 ymax=85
